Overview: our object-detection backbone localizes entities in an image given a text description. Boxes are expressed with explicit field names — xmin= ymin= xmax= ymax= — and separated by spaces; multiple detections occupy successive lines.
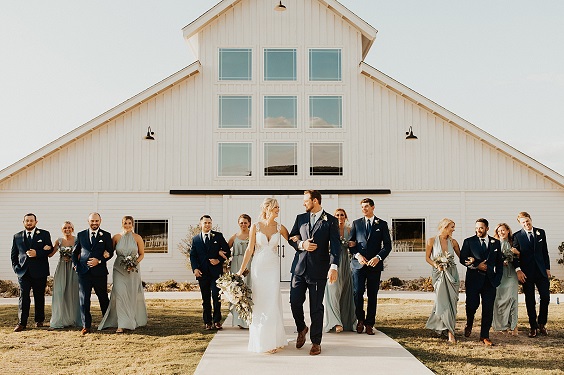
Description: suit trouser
xmin=523 ymin=271 xmax=550 ymax=329
xmin=78 ymin=273 xmax=109 ymax=328
xmin=465 ymin=277 xmax=496 ymax=338
xmin=17 ymin=272 xmax=47 ymax=326
xmin=352 ymin=267 xmax=382 ymax=327
xmin=197 ymin=276 xmax=222 ymax=324
xmin=290 ymin=274 xmax=327 ymax=345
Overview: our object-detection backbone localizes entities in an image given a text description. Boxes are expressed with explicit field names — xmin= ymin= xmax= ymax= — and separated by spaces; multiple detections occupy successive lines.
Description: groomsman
xmin=11 ymin=213 xmax=53 ymax=331
xmin=348 ymin=198 xmax=392 ymax=335
xmin=460 ymin=218 xmax=503 ymax=346
xmin=512 ymin=212 xmax=551 ymax=337
xmin=72 ymin=212 xmax=114 ymax=335
xmin=190 ymin=215 xmax=230 ymax=330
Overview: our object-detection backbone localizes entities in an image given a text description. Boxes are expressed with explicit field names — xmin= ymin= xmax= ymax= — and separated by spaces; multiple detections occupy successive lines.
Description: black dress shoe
xmin=464 ymin=326 xmax=472 ymax=337
xmin=538 ymin=325 xmax=548 ymax=336
xmin=528 ymin=328 xmax=538 ymax=338
xmin=296 ymin=326 xmax=308 ymax=349
xmin=14 ymin=324 xmax=26 ymax=332
xmin=356 ymin=321 xmax=365 ymax=334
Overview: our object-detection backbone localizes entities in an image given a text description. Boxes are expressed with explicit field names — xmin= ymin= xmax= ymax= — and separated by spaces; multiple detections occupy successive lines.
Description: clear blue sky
xmin=1 ymin=0 xmax=563 ymax=174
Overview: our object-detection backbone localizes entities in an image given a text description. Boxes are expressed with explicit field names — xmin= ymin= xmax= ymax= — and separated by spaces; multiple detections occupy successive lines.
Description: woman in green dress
xmin=492 ymin=223 xmax=519 ymax=335
xmin=49 ymin=221 xmax=81 ymax=328
xmin=227 ymin=214 xmax=252 ymax=328
xmin=98 ymin=216 xmax=147 ymax=333
xmin=323 ymin=208 xmax=356 ymax=333
xmin=425 ymin=218 xmax=460 ymax=344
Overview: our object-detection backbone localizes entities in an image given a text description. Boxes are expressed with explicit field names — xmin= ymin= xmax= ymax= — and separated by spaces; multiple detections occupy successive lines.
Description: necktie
xmin=480 ymin=238 xmax=487 ymax=257
xmin=205 ymin=234 xmax=210 ymax=246
xmin=366 ymin=219 xmax=371 ymax=237
xmin=310 ymin=213 xmax=316 ymax=227
xmin=91 ymin=232 xmax=96 ymax=245
xmin=27 ymin=232 xmax=32 ymax=246
xmin=528 ymin=232 xmax=534 ymax=244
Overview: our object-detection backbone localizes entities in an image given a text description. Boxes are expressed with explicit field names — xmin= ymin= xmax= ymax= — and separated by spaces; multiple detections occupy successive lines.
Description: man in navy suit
xmin=460 ymin=218 xmax=503 ymax=346
xmin=72 ymin=212 xmax=113 ymax=335
xmin=190 ymin=215 xmax=230 ymax=330
xmin=11 ymin=213 xmax=53 ymax=332
xmin=349 ymin=198 xmax=392 ymax=336
xmin=288 ymin=190 xmax=340 ymax=356
xmin=512 ymin=211 xmax=551 ymax=338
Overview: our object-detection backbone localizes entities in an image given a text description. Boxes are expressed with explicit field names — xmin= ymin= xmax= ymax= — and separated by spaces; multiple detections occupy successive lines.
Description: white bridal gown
xmin=248 ymin=223 xmax=288 ymax=353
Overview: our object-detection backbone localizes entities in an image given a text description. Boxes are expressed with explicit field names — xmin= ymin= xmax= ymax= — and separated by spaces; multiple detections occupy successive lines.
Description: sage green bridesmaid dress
xmin=492 ymin=239 xmax=519 ymax=331
xmin=229 ymin=236 xmax=251 ymax=328
xmin=49 ymin=239 xmax=81 ymax=328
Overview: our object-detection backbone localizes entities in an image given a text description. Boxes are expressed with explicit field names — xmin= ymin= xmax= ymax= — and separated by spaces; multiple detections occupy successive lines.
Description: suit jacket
xmin=512 ymin=228 xmax=550 ymax=279
xmin=11 ymin=228 xmax=53 ymax=278
xmin=288 ymin=211 xmax=341 ymax=280
xmin=460 ymin=235 xmax=503 ymax=288
xmin=349 ymin=217 xmax=392 ymax=271
xmin=190 ymin=231 xmax=230 ymax=279
xmin=72 ymin=229 xmax=114 ymax=276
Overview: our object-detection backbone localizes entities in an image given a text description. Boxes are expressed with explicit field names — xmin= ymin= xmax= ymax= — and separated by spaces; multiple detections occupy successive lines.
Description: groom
xmin=289 ymin=190 xmax=340 ymax=355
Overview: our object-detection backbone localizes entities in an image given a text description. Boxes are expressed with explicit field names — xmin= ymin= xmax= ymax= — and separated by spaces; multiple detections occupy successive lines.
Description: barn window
xmin=309 ymin=96 xmax=342 ymax=128
xmin=310 ymin=143 xmax=343 ymax=176
xmin=135 ymin=220 xmax=168 ymax=254
xmin=219 ymin=48 xmax=252 ymax=80
xmin=264 ymin=143 xmax=298 ymax=176
xmin=218 ymin=143 xmax=253 ymax=177
xmin=309 ymin=49 xmax=341 ymax=81
xmin=219 ymin=96 xmax=252 ymax=128
xmin=264 ymin=49 xmax=297 ymax=81
xmin=391 ymin=218 xmax=425 ymax=252
xmin=264 ymin=96 xmax=297 ymax=128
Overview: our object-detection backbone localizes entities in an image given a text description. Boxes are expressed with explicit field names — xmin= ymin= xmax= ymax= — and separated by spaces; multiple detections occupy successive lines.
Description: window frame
xmin=390 ymin=218 xmax=426 ymax=252
xmin=263 ymin=95 xmax=298 ymax=129
xmin=218 ymin=48 xmax=253 ymax=81
xmin=309 ymin=142 xmax=344 ymax=176
xmin=217 ymin=142 xmax=254 ymax=178
xmin=134 ymin=219 xmax=170 ymax=254
xmin=308 ymin=48 xmax=342 ymax=82
xmin=263 ymin=142 xmax=299 ymax=177
xmin=264 ymin=48 xmax=297 ymax=81
xmin=308 ymin=95 xmax=343 ymax=129
xmin=218 ymin=95 xmax=253 ymax=129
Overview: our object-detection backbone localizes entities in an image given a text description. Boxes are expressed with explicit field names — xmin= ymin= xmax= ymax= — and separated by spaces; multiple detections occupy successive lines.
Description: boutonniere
xmin=374 ymin=219 xmax=380 ymax=225
xmin=35 ymin=230 xmax=40 ymax=234
xmin=535 ymin=230 xmax=540 ymax=236
xmin=490 ymin=239 xmax=495 ymax=244
xmin=99 ymin=231 xmax=103 ymax=236
xmin=211 ymin=233 xmax=216 ymax=238
xmin=322 ymin=214 xmax=328 ymax=221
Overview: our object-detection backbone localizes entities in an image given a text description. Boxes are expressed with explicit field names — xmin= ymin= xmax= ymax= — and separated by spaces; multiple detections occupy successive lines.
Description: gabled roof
xmin=0 ymin=62 xmax=201 ymax=183
xmin=359 ymin=62 xmax=564 ymax=189
xmin=182 ymin=0 xmax=377 ymax=59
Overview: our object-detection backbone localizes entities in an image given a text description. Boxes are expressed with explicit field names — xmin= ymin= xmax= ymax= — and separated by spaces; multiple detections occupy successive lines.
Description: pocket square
xmin=538 ymin=239 xmax=543 ymax=242
xmin=98 ymin=239 xmax=104 ymax=242
xmin=37 ymin=239 xmax=43 ymax=243
xmin=375 ymin=228 xmax=381 ymax=231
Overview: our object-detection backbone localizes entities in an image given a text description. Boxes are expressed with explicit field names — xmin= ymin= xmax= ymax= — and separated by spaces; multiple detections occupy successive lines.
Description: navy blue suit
xmin=349 ymin=217 xmax=392 ymax=327
xmin=190 ymin=231 xmax=230 ymax=324
xmin=288 ymin=210 xmax=340 ymax=345
xmin=11 ymin=228 xmax=52 ymax=326
xmin=460 ymin=235 xmax=503 ymax=338
xmin=72 ymin=228 xmax=114 ymax=328
xmin=512 ymin=228 xmax=550 ymax=329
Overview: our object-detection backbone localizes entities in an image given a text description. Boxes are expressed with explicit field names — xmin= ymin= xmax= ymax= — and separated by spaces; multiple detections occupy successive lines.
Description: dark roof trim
xmin=170 ymin=189 xmax=391 ymax=195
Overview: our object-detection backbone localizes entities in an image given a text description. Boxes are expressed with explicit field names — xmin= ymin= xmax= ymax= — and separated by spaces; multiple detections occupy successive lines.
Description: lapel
xmin=310 ymin=211 xmax=325 ymax=236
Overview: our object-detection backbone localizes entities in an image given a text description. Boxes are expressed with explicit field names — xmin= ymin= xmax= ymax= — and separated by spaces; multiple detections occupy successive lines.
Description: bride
xmin=237 ymin=198 xmax=289 ymax=353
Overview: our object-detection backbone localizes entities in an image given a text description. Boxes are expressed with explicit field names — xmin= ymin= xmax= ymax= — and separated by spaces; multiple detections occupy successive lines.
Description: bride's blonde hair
xmin=259 ymin=198 xmax=279 ymax=221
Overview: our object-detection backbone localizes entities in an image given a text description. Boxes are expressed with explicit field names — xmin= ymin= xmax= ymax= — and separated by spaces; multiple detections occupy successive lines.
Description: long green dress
xmin=229 ymin=236 xmax=251 ymax=328
xmin=49 ymin=238 xmax=81 ymax=328
xmin=492 ymin=239 xmax=519 ymax=331
xmin=98 ymin=232 xmax=147 ymax=330
xmin=425 ymin=236 xmax=460 ymax=335
xmin=323 ymin=226 xmax=356 ymax=332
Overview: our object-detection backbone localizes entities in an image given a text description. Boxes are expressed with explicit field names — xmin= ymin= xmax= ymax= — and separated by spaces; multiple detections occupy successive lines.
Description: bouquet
xmin=216 ymin=273 xmax=253 ymax=323
xmin=59 ymin=247 xmax=73 ymax=258
xmin=433 ymin=252 xmax=456 ymax=271
xmin=120 ymin=255 xmax=139 ymax=273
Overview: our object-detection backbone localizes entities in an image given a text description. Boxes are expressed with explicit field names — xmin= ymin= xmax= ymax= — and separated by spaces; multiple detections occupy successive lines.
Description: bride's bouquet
xmin=216 ymin=273 xmax=253 ymax=324
xmin=433 ymin=252 xmax=456 ymax=271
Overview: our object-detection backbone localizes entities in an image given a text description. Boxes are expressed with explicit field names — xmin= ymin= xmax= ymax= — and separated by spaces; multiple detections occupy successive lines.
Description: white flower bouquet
xmin=216 ymin=273 xmax=253 ymax=323
xmin=120 ymin=255 xmax=139 ymax=273
xmin=433 ymin=252 xmax=456 ymax=271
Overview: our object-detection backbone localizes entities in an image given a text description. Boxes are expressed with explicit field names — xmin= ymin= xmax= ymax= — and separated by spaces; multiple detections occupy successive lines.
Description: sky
xmin=1 ymin=0 xmax=563 ymax=175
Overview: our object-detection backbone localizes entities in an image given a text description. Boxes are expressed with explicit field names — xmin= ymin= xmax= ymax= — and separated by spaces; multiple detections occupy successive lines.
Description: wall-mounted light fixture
xmin=274 ymin=1 xmax=287 ymax=11
xmin=144 ymin=126 xmax=155 ymax=140
xmin=405 ymin=126 xmax=418 ymax=140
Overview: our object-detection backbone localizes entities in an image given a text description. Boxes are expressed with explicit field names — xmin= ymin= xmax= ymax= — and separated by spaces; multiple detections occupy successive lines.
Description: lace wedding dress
xmin=247 ymin=223 xmax=288 ymax=353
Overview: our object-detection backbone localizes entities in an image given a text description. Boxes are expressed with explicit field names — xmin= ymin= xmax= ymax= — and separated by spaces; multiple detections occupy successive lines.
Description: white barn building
xmin=2 ymin=0 xmax=563 ymax=282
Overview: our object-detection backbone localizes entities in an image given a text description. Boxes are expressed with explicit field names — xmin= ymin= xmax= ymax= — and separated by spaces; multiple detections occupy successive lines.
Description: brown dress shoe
xmin=296 ymin=326 xmax=308 ymax=349
xmin=479 ymin=337 xmax=493 ymax=346
xmin=309 ymin=343 xmax=321 ymax=356
xmin=204 ymin=323 xmax=213 ymax=330
xmin=464 ymin=325 xmax=472 ymax=337
xmin=356 ymin=321 xmax=365 ymax=334
xmin=14 ymin=324 xmax=26 ymax=332
xmin=365 ymin=325 xmax=375 ymax=335
xmin=80 ymin=328 xmax=91 ymax=336
xmin=538 ymin=325 xmax=548 ymax=336
xmin=214 ymin=322 xmax=223 ymax=330
xmin=35 ymin=322 xmax=44 ymax=328
xmin=528 ymin=328 xmax=538 ymax=338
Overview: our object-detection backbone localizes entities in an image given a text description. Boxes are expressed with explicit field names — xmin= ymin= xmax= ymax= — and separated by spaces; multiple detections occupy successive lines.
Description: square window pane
xmin=218 ymin=143 xmax=252 ymax=176
xmin=309 ymin=96 xmax=342 ymax=128
xmin=264 ymin=49 xmax=296 ymax=81
xmin=264 ymin=96 xmax=297 ymax=128
xmin=219 ymin=96 xmax=251 ymax=128
xmin=264 ymin=143 xmax=297 ymax=176
xmin=309 ymin=49 xmax=341 ymax=81
xmin=391 ymin=219 xmax=425 ymax=252
xmin=135 ymin=220 xmax=168 ymax=254
xmin=310 ymin=143 xmax=342 ymax=176
xmin=219 ymin=48 xmax=252 ymax=80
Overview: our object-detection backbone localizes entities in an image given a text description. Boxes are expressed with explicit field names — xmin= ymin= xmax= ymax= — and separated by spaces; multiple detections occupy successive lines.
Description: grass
xmin=1 ymin=298 xmax=563 ymax=374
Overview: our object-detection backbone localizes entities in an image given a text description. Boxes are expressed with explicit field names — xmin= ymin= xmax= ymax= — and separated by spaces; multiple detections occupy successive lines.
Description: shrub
xmin=558 ymin=242 xmax=564 ymax=265
xmin=0 ymin=279 xmax=19 ymax=297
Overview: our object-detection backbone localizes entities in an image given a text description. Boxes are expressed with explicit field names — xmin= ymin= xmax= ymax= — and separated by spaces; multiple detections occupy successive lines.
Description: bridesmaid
xmin=425 ymin=218 xmax=461 ymax=344
xmin=492 ymin=223 xmax=519 ymax=335
xmin=323 ymin=208 xmax=356 ymax=333
xmin=49 ymin=221 xmax=81 ymax=328
xmin=227 ymin=214 xmax=252 ymax=328
xmin=98 ymin=216 xmax=147 ymax=333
